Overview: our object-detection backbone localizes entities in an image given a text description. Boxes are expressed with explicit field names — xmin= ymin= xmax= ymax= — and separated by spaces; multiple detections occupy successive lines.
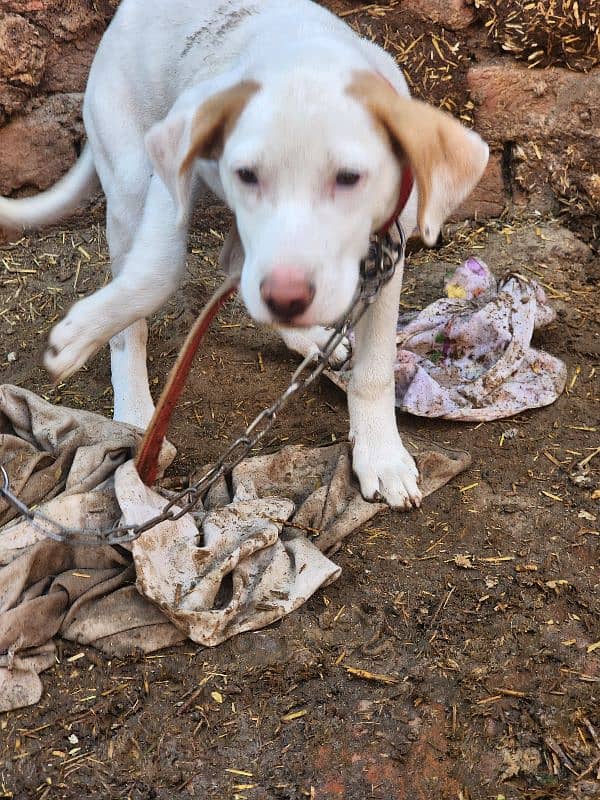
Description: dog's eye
xmin=336 ymin=170 xmax=361 ymax=187
xmin=237 ymin=168 xmax=259 ymax=185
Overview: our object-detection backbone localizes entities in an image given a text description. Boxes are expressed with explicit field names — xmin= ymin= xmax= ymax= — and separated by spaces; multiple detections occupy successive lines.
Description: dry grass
xmin=474 ymin=0 xmax=600 ymax=71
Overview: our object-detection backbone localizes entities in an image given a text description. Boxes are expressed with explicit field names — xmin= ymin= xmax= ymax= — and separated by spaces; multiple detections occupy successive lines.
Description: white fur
xmin=0 ymin=0 xmax=488 ymax=509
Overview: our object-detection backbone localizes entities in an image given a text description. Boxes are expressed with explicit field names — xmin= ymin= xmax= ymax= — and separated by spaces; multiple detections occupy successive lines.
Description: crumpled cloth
xmin=0 ymin=384 xmax=469 ymax=711
xmin=329 ymin=257 xmax=567 ymax=421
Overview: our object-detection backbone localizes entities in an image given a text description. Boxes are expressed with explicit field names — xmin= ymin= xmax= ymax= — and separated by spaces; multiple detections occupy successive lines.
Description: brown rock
xmin=42 ymin=29 xmax=101 ymax=92
xmin=33 ymin=2 xmax=101 ymax=41
xmin=451 ymin=152 xmax=506 ymax=221
xmin=0 ymin=2 xmax=47 ymax=11
xmin=0 ymin=82 xmax=31 ymax=120
xmin=467 ymin=62 xmax=600 ymax=143
xmin=397 ymin=0 xmax=475 ymax=30
xmin=0 ymin=0 xmax=117 ymax=41
xmin=0 ymin=92 xmax=83 ymax=195
xmin=468 ymin=62 xmax=599 ymax=214
xmin=0 ymin=13 xmax=46 ymax=86
xmin=397 ymin=703 xmax=463 ymax=799
xmin=312 ymin=705 xmax=463 ymax=799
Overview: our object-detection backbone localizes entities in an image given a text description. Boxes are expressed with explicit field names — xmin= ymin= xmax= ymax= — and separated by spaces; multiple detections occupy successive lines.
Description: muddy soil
xmin=0 ymin=196 xmax=598 ymax=800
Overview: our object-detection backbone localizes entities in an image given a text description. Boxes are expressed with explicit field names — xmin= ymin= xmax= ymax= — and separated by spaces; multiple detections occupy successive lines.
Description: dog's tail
xmin=0 ymin=143 xmax=98 ymax=233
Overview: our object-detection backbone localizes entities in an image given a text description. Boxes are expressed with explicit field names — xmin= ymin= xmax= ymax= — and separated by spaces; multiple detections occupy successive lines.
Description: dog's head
xmin=146 ymin=70 xmax=488 ymax=327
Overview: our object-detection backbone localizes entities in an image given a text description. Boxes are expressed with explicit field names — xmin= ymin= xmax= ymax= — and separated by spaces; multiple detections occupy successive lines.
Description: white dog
xmin=0 ymin=0 xmax=488 ymax=509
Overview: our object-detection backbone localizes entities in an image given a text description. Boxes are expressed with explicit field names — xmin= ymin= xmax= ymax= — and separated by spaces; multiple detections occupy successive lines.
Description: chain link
xmin=0 ymin=225 xmax=405 ymax=545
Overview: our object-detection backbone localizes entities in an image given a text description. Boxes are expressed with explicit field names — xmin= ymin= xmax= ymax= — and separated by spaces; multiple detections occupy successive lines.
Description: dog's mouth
xmin=266 ymin=309 xmax=317 ymax=328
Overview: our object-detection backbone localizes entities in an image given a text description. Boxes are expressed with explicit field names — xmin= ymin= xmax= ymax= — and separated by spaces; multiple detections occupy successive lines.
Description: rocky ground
xmin=0 ymin=203 xmax=598 ymax=799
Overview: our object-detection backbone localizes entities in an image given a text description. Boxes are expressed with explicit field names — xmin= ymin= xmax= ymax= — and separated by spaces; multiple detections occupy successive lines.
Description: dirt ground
xmin=0 ymin=195 xmax=598 ymax=800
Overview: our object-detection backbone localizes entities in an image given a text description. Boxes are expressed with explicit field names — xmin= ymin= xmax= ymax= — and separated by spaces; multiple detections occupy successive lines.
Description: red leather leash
xmin=135 ymin=276 xmax=239 ymax=485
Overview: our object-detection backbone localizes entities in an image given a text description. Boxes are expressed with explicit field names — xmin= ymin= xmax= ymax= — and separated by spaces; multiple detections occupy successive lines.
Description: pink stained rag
xmin=329 ymin=257 xmax=567 ymax=421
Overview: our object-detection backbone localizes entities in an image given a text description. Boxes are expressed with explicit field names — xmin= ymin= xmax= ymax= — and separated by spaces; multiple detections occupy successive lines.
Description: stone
xmin=0 ymin=13 xmax=46 ymax=86
xmin=399 ymin=0 xmax=475 ymax=30
xmin=0 ymin=2 xmax=47 ymax=11
xmin=468 ymin=62 xmax=599 ymax=213
xmin=467 ymin=62 xmax=600 ymax=143
xmin=312 ymin=704 xmax=463 ymax=799
xmin=0 ymin=93 xmax=83 ymax=195
xmin=0 ymin=1 xmax=118 ymax=41
xmin=42 ymin=29 xmax=102 ymax=92
xmin=0 ymin=0 xmax=595 ymax=226
xmin=0 ymin=82 xmax=31 ymax=121
xmin=451 ymin=152 xmax=506 ymax=221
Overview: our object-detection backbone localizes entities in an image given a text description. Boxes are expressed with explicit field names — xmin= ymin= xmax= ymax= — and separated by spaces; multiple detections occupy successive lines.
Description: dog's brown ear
xmin=180 ymin=80 xmax=260 ymax=169
xmin=348 ymin=71 xmax=488 ymax=246
xmin=146 ymin=81 xmax=260 ymax=225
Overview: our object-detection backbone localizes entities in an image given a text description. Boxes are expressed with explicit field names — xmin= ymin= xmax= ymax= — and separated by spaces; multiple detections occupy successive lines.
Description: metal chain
xmin=0 ymin=225 xmax=405 ymax=545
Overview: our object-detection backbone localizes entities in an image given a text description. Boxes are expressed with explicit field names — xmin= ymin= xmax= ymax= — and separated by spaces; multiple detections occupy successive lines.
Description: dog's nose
xmin=260 ymin=266 xmax=315 ymax=321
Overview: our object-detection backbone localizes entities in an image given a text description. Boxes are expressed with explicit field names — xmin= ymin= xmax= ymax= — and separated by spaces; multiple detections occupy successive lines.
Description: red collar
xmin=379 ymin=164 xmax=414 ymax=234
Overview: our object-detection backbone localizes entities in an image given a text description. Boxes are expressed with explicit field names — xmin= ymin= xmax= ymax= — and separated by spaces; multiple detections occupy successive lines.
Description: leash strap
xmin=135 ymin=276 xmax=239 ymax=486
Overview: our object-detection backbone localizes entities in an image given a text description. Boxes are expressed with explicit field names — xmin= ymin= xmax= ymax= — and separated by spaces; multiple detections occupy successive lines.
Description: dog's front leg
xmin=110 ymin=320 xmax=155 ymax=428
xmin=348 ymin=259 xmax=421 ymax=509
xmin=44 ymin=175 xmax=188 ymax=399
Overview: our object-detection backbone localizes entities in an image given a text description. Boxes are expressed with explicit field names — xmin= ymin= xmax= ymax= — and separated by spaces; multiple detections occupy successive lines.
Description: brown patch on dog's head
xmin=181 ymin=80 xmax=260 ymax=171
xmin=348 ymin=71 xmax=488 ymax=245
xmin=146 ymin=80 xmax=260 ymax=225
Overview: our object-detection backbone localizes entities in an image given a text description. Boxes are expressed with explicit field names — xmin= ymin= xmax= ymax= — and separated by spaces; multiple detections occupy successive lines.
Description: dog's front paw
xmin=44 ymin=303 xmax=107 ymax=381
xmin=279 ymin=325 xmax=350 ymax=368
xmin=352 ymin=435 xmax=421 ymax=510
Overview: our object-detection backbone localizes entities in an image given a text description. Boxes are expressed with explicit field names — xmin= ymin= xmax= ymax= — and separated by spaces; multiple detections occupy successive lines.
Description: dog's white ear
xmin=145 ymin=81 xmax=260 ymax=224
xmin=349 ymin=72 xmax=489 ymax=246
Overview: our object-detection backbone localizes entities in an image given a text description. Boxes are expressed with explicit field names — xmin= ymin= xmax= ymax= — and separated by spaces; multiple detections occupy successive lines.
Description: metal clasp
xmin=359 ymin=223 xmax=405 ymax=305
